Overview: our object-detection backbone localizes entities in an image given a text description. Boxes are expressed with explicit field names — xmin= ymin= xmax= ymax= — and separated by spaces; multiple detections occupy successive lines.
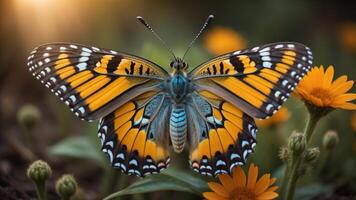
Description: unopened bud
xmin=288 ymin=132 xmax=306 ymax=156
xmin=56 ymin=174 xmax=77 ymax=199
xmin=279 ymin=147 xmax=290 ymax=162
xmin=323 ymin=130 xmax=339 ymax=150
xmin=27 ymin=160 xmax=52 ymax=183
xmin=303 ymin=147 xmax=320 ymax=163
xmin=17 ymin=104 xmax=41 ymax=129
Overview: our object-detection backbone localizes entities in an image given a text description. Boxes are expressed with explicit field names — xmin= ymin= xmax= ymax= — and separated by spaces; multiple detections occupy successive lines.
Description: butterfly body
xmin=28 ymin=41 xmax=313 ymax=177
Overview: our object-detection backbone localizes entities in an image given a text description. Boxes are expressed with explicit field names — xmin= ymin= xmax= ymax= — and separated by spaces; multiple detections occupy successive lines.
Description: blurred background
xmin=0 ymin=0 xmax=355 ymax=199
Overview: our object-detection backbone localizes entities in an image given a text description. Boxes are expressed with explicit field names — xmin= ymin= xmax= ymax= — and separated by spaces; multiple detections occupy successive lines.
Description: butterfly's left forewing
xmin=27 ymin=43 xmax=169 ymax=121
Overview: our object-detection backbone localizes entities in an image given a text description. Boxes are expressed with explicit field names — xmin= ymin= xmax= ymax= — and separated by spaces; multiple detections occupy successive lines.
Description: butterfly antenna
xmin=137 ymin=16 xmax=177 ymax=59
xmin=182 ymin=14 xmax=214 ymax=60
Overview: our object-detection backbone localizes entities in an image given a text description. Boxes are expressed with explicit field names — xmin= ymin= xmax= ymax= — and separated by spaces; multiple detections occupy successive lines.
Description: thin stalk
xmin=279 ymin=160 xmax=291 ymax=198
xmin=35 ymin=181 xmax=47 ymax=200
xmin=284 ymin=112 xmax=321 ymax=200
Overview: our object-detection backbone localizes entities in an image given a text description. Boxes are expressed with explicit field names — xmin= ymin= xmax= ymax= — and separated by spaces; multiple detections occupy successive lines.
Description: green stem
xmin=101 ymin=167 xmax=122 ymax=197
xmin=279 ymin=160 xmax=291 ymax=198
xmin=35 ymin=181 xmax=47 ymax=200
xmin=284 ymin=112 xmax=321 ymax=200
xmin=304 ymin=112 xmax=319 ymax=143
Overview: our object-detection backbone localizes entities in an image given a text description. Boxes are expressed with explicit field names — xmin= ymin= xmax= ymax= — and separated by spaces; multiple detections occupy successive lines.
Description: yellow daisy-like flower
xmin=256 ymin=107 xmax=290 ymax=128
xmin=295 ymin=65 xmax=356 ymax=111
xmin=203 ymin=164 xmax=278 ymax=200
xmin=204 ymin=26 xmax=247 ymax=56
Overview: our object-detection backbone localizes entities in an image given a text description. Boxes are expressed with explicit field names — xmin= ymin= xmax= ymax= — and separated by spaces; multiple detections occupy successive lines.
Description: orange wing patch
xmin=192 ymin=54 xmax=258 ymax=77
xmin=188 ymin=91 xmax=257 ymax=176
xmin=98 ymin=92 xmax=170 ymax=177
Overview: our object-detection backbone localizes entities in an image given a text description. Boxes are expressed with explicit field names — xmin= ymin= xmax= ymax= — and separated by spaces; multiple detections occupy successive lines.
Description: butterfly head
xmin=170 ymin=58 xmax=188 ymax=71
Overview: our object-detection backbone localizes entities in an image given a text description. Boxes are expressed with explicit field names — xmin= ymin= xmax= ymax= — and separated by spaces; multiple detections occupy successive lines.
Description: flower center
xmin=230 ymin=187 xmax=256 ymax=200
xmin=309 ymin=88 xmax=332 ymax=104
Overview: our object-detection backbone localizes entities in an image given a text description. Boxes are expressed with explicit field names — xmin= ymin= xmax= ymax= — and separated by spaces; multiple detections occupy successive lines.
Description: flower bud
xmin=17 ymin=104 xmax=41 ymax=129
xmin=279 ymin=147 xmax=290 ymax=162
xmin=288 ymin=132 xmax=306 ymax=156
xmin=303 ymin=147 xmax=320 ymax=163
xmin=322 ymin=130 xmax=339 ymax=150
xmin=27 ymin=160 xmax=52 ymax=183
xmin=56 ymin=174 xmax=77 ymax=199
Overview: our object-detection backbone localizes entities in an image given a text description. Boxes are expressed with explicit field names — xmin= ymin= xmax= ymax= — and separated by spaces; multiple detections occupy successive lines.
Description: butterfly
xmin=27 ymin=15 xmax=313 ymax=177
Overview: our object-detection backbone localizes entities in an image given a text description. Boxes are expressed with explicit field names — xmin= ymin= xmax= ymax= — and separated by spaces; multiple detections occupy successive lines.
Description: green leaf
xmin=48 ymin=136 xmax=107 ymax=168
xmin=162 ymin=167 xmax=209 ymax=192
xmin=104 ymin=168 xmax=209 ymax=200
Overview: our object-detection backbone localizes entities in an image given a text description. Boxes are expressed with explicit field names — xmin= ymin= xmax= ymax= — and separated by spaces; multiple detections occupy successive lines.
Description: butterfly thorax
xmin=169 ymin=58 xmax=189 ymax=103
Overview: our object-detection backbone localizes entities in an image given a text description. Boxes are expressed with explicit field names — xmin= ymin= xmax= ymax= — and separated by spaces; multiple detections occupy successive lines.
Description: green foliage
xmin=104 ymin=168 xmax=208 ymax=200
xmin=48 ymin=135 xmax=107 ymax=168
xmin=295 ymin=183 xmax=333 ymax=200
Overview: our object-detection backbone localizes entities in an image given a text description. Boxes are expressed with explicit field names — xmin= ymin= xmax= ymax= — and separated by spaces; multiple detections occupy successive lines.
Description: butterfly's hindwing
xmin=190 ymin=42 xmax=313 ymax=119
xmin=187 ymin=91 xmax=257 ymax=176
xmin=27 ymin=43 xmax=168 ymax=121
xmin=98 ymin=92 xmax=171 ymax=177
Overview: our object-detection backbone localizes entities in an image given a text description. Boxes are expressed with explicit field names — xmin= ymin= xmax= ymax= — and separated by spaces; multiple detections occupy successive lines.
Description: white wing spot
xmin=263 ymin=62 xmax=272 ymax=68
xmin=70 ymin=44 xmax=78 ymax=49
xmin=82 ymin=47 xmax=92 ymax=53
xmin=252 ymin=46 xmax=260 ymax=51
xmin=92 ymin=47 xmax=100 ymax=51
xmin=76 ymin=63 xmax=87 ymax=70
xmin=260 ymin=47 xmax=270 ymax=52
xmin=260 ymin=51 xmax=270 ymax=56
xmin=81 ymin=52 xmax=91 ymax=57
xmin=79 ymin=57 xmax=89 ymax=62
xmin=262 ymin=56 xmax=271 ymax=61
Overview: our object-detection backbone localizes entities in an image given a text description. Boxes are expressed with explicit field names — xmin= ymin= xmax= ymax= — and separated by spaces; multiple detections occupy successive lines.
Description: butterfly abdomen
xmin=169 ymin=105 xmax=187 ymax=153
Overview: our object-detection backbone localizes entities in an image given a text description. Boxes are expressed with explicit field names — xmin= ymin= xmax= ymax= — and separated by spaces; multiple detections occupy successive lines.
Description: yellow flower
xmin=339 ymin=22 xmax=356 ymax=53
xmin=256 ymin=107 xmax=289 ymax=128
xmin=204 ymin=26 xmax=246 ymax=56
xmin=203 ymin=164 xmax=278 ymax=200
xmin=295 ymin=65 xmax=356 ymax=110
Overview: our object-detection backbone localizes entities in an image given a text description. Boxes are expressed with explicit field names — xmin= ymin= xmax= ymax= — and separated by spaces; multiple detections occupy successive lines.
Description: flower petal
xmin=323 ymin=66 xmax=334 ymax=88
xmin=203 ymin=192 xmax=229 ymax=200
xmin=266 ymin=186 xmax=279 ymax=192
xmin=336 ymin=102 xmax=356 ymax=110
xmin=330 ymin=80 xmax=354 ymax=96
xmin=256 ymin=191 xmax=279 ymax=200
xmin=269 ymin=178 xmax=277 ymax=186
xmin=233 ymin=166 xmax=246 ymax=187
xmin=207 ymin=182 xmax=229 ymax=198
xmin=332 ymin=93 xmax=356 ymax=104
xmin=247 ymin=164 xmax=258 ymax=189
xmin=330 ymin=75 xmax=348 ymax=89
xmin=218 ymin=174 xmax=235 ymax=192
xmin=255 ymin=174 xmax=271 ymax=195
